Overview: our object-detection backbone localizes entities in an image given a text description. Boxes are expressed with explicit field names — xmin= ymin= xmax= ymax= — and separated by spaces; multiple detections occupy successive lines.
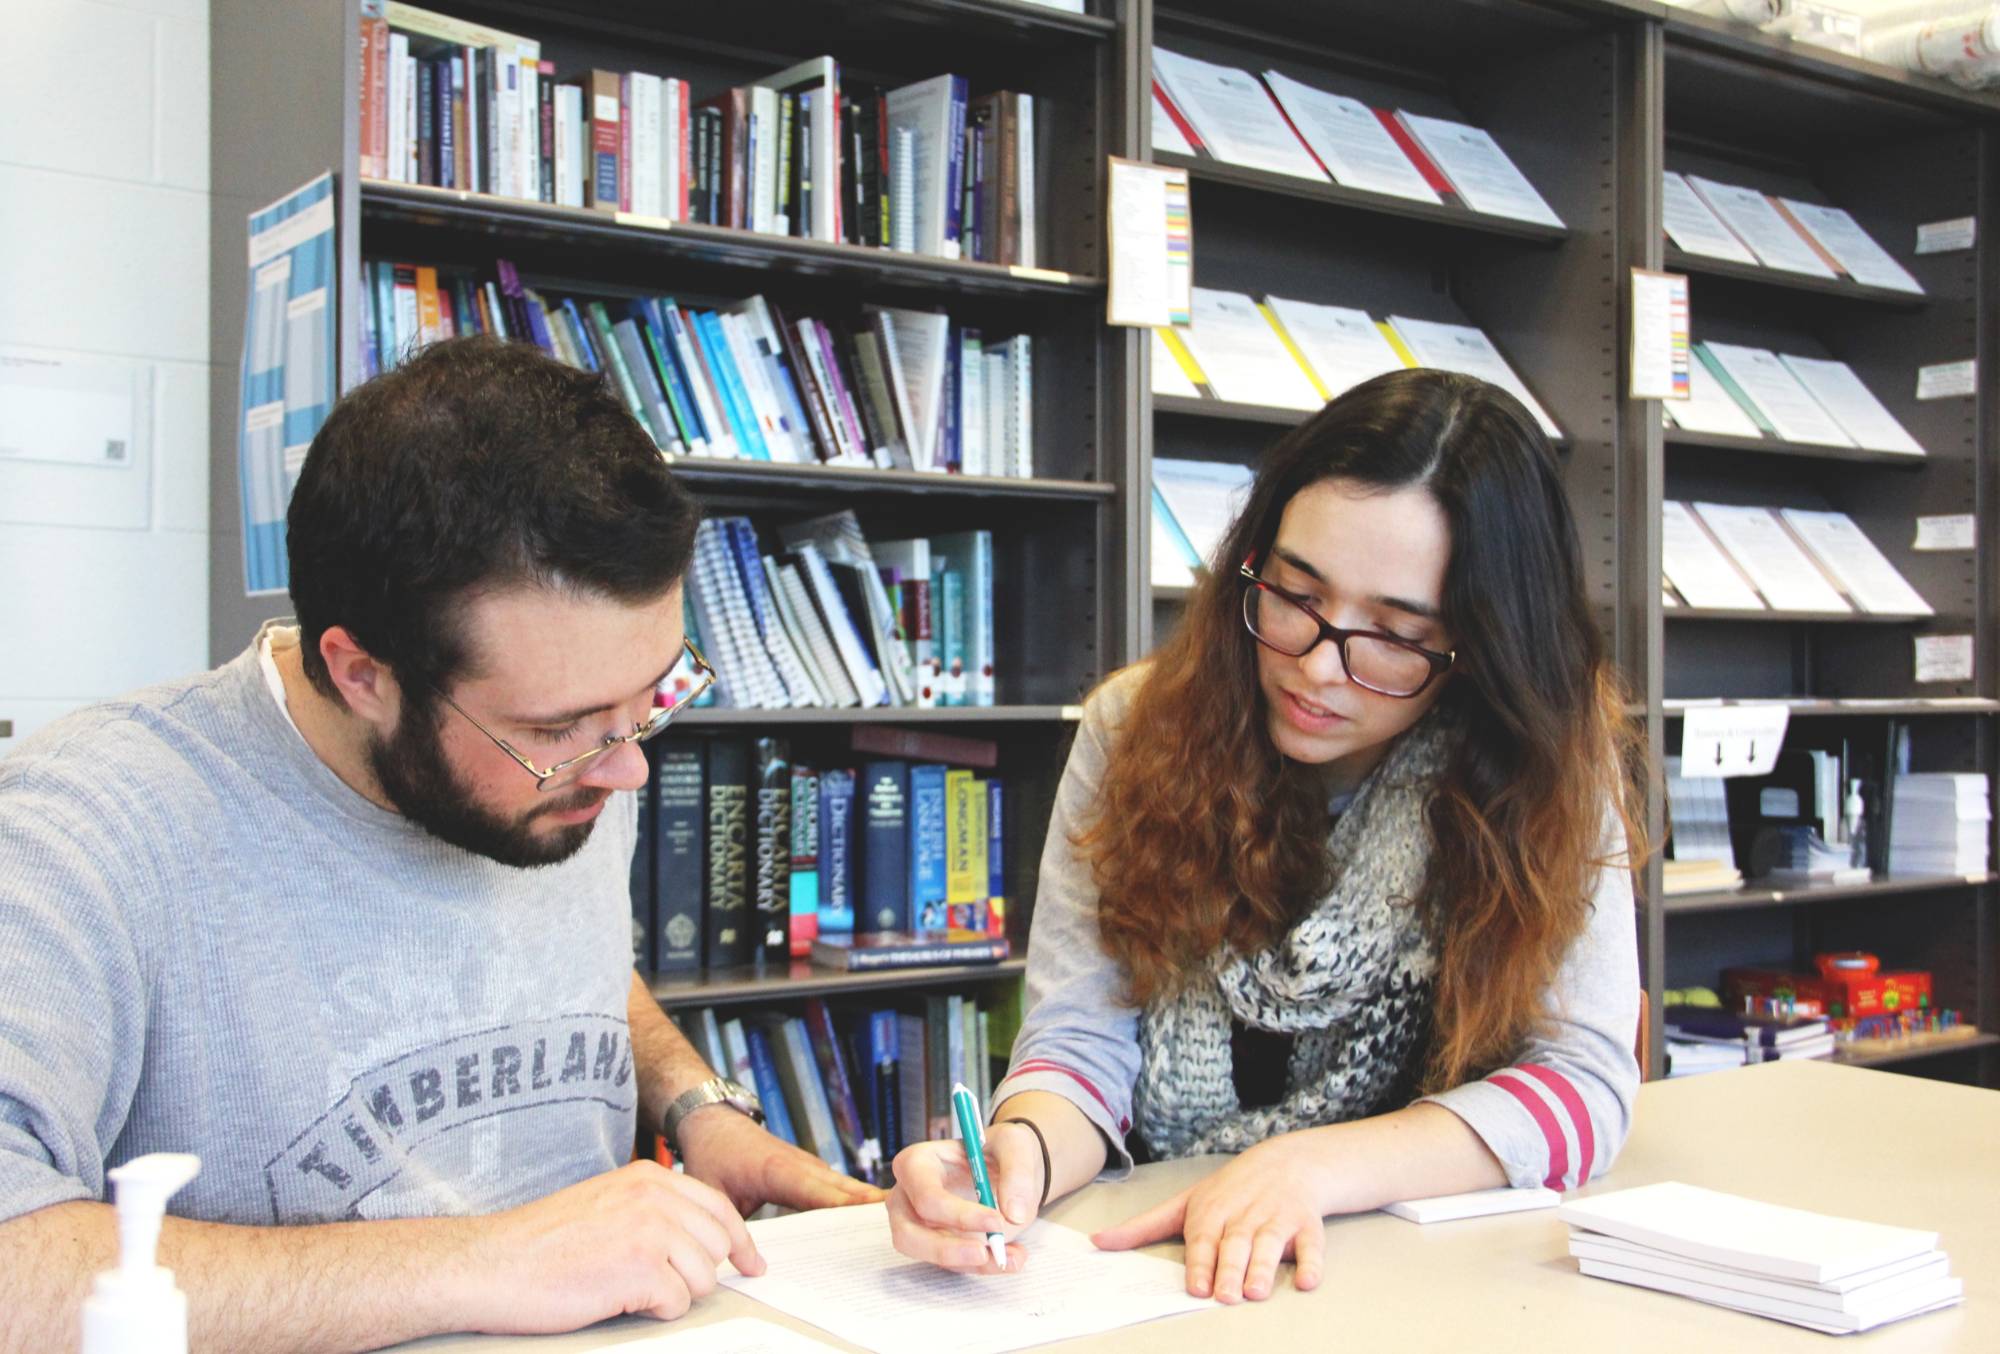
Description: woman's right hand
xmin=884 ymin=1119 xmax=1048 ymax=1273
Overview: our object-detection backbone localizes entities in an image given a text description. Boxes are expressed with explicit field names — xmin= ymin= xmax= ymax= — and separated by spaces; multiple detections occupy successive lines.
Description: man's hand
xmin=465 ymin=1159 xmax=761 ymax=1334
xmin=676 ymin=1105 xmax=884 ymax=1216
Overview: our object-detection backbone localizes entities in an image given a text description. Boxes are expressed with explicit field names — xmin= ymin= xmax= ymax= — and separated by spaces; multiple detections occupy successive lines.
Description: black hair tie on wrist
xmin=997 ymin=1116 xmax=1053 ymax=1211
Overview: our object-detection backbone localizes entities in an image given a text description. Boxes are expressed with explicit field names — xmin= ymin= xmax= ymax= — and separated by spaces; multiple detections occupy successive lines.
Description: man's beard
xmin=368 ymin=699 xmax=605 ymax=868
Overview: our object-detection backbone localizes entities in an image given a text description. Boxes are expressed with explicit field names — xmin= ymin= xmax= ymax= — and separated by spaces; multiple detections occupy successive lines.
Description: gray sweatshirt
xmin=994 ymin=668 xmax=1642 ymax=1192
xmin=0 ymin=630 xmax=638 ymax=1228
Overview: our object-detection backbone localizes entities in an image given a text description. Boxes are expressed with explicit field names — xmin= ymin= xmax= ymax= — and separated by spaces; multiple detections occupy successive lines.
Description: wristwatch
xmin=661 ymin=1076 xmax=764 ymax=1155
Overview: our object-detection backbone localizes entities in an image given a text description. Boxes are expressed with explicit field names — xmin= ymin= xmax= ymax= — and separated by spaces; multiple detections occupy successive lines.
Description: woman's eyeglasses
xmin=1239 ymin=563 xmax=1454 ymax=699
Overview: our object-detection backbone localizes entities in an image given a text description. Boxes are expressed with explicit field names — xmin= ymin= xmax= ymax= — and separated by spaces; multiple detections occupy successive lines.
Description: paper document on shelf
xmin=1661 ymin=500 xmax=1763 ymax=610
xmin=1916 ymin=359 xmax=1975 ymax=401
xmin=1149 ymin=329 xmax=1202 ymax=399
xmin=1690 ymin=502 xmax=1851 ymax=613
xmin=1151 ymin=88 xmax=1195 ymax=156
xmin=1630 ymin=269 xmax=1690 ymax=401
xmin=1393 ymin=113 xmax=1562 ymax=227
xmin=1177 ymin=289 xmax=1322 ymax=409
xmin=1914 ymin=634 xmax=1975 ymax=684
xmin=1106 ymin=158 xmax=1192 ymax=329
xmin=1263 ymin=297 xmax=1407 ymax=401
xmin=599 ymin=1317 xmax=842 ymax=1352
xmin=1776 ymin=199 xmax=1923 ymax=293
xmin=1664 ymin=357 xmax=1764 ymax=438
xmin=1154 ymin=457 xmax=1255 ymax=569
xmin=1151 ymin=48 xmax=1326 ymax=182
xmin=1776 ymin=356 xmax=1923 ymax=455
xmin=1260 ymin=73 xmax=1438 ymax=203
xmin=1914 ymin=514 xmax=1975 ymax=552
xmin=1386 ymin=316 xmax=1561 ymax=437
xmin=1680 ymin=704 xmax=1790 ymax=778
xmin=1779 ymin=509 xmax=1932 ymax=616
xmin=1915 ymin=216 xmax=1975 ymax=254
xmin=1699 ymin=343 xmax=1853 ymax=446
xmin=1661 ymin=172 xmax=1756 ymax=264
xmin=1684 ymin=177 xmax=1837 ymax=278
xmin=719 ymin=1202 xmax=1213 ymax=1354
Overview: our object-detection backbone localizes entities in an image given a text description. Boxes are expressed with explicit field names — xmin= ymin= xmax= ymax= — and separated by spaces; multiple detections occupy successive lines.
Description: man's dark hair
xmin=288 ymin=334 xmax=699 ymax=702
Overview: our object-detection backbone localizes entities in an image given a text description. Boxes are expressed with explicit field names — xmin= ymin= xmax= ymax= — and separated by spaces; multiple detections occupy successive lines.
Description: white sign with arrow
xmin=1679 ymin=704 xmax=1790 ymax=778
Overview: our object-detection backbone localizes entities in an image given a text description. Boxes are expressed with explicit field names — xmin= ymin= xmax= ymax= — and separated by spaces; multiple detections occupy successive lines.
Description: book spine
xmin=630 ymin=743 xmax=657 ymax=968
xmin=937 ymin=566 xmax=965 ymax=707
xmin=753 ymin=737 xmax=792 ymax=963
xmin=943 ymin=77 xmax=967 ymax=259
xmin=696 ymin=311 xmax=772 ymax=461
xmin=417 ymin=58 xmax=437 ymax=185
xmin=1377 ymin=108 xmax=1457 ymax=200
xmin=781 ymin=1017 xmax=848 ymax=1173
xmin=859 ymin=761 xmax=911 ymax=934
xmin=618 ymin=72 xmax=633 ymax=212
xmin=896 ymin=1012 xmax=928 ymax=1148
xmin=537 ymin=61 xmax=555 ymax=202
xmin=633 ymin=301 xmax=702 ymax=450
xmin=959 ymin=778 xmax=989 ymax=932
xmin=805 ymin=999 xmax=873 ymax=1181
xmin=945 ymin=768 xmax=977 ymax=924
xmin=664 ymin=303 xmax=735 ymax=456
xmin=986 ymin=778 xmax=1006 ymax=936
xmin=359 ymin=11 xmax=389 ymax=179
xmin=910 ymin=765 xmax=950 ymax=931
xmin=703 ymin=739 xmax=753 ymax=967
xmin=868 ymin=1008 xmax=902 ymax=1159
xmin=653 ymin=743 xmax=704 ymax=973
xmin=789 ymin=764 xmax=821 ymax=957
xmin=742 ymin=1023 xmax=798 ymax=1146
xmin=587 ymin=70 xmax=621 ymax=211
xmin=817 ymin=767 xmax=857 ymax=934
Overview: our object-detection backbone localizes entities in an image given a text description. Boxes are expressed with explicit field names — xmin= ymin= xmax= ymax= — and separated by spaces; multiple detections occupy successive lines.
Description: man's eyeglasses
xmin=435 ymin=638 xmax=716 ymax=792
xmin=1239 ymin=563 xmax=1454 ymax=699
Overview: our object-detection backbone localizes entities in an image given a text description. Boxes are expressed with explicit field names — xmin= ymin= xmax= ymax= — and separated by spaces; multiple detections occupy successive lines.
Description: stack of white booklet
xmin=1559 ymin=1182 xmax=1963 ymax=1335
xmin=1888 ymin=772 xmax=1991 ymax=875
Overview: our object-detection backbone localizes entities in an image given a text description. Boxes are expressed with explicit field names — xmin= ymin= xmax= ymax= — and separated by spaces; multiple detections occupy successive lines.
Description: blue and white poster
xmin=239 ymin=171 xmax=336 ymax=596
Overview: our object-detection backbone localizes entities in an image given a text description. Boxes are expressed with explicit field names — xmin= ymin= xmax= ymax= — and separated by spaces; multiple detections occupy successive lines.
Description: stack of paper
xmin=1393 ymin=112 xmax=1564 ymax=227
xmin=1689 ymin=503 xmax=1850 ymax=614
xmin=1386 ymin=316 xmax=1561 ymax=437
xmin=1676 ymin=345 xmax=1924 ymax=454
xmin=1153 ymin=457 xmax=1255 ymax=572
xmin=1262 ymin=296 xmax=1408 ymax=401
xmin=1684 ymin=177 xmax=1838 ymax=278
xmin=1664 ymin=1006 xmax=1835 ymax=1063
xmin=1151 ymin=49 xmax=1327 ymax=182
xmin=1663 ymin=755 xmax=1737 ymax=886
xmin=1173 ymin=289 xmax=1323 ymax=410
xmin=1663 ymin=173 xmax=1923 ymax=295
xmin=1779 ymin=510 xmax=1932 ymax=616
xmin=1777 ymin=356 xmax=1925 ymax=455
xmin=1661 ymin=501 xmax=1764 ymax=611
xmin=1661 ymin=171 xmax=1756 ymax=264
xmin=1261 ymin=73 xmax=1439 ymax=203
xmin=1560 ymin=1182 xmax=1963 ymax=1334
xmin=1695 ymin=343 xmax=1854 ymax=447
xmin=1774 ymin=199 xmax=1924 ymax=294
xmin=1888 ymin=772 xmax=1991 ymax=876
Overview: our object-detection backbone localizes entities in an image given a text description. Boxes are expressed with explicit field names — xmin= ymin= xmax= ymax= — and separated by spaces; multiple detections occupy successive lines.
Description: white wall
xmin=0 ymin=0 xmax=210 ymax=755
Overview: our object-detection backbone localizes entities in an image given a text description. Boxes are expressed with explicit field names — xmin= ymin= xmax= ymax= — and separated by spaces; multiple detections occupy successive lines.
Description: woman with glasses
xmin=885 ymin=369 xmax=1647 ymax=1305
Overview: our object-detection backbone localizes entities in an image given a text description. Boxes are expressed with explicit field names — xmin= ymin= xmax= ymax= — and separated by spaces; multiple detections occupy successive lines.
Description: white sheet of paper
xmin=1915 ymin=216 xmax=1975 ymax=254
xmin=1779 ymin=509 xmax=1932 ymax=616
xmin=1151 ymin=88 xmax=1195 ymax=156
xmin=1387 ymin=315 xmax=1561 ymax=437
xmin=1263 ymin=297 xmax=1407 ymax=399
xmin=1394 ymin=113 xmax=1563 ymax=227
xmin=1661 ymin=500 xmax=1764 ymax=610
xmin=1699 ymin=343 xmax=1854 ymax=446
xmin=1383 ymin=1186 xmax=1561 ymax=1223
xmin=1107 ymin=159 xmax=1188 ymax=328
xmin=1177 ymin=289 xmax=1323 ymax=409
xmin=1150 ymin=328 xmax=1202 ymax=399
xmin=1664 ymin=357 xmax=1765 ymax=438
xmin=599 ymin=1317 xmax=842 ymax=1353
xmin=1151 ymin=49 xmax=1326 ymax=182
xmin=1260 ymin=73 xmax=1437 ymax=203
xmin=1680 ymin=704 xmax=1790 ymax=778
xmin=1776 ymin=199 xmax=1923 ymax=293
xmin=1154 ymin=457 xmax=1256 ymax=568
xmin=1662 ymin=171 xmax=1756 ymax=264
xmin=719 ymin=1203 xmax=1213 ymax=1354
xmin=1914 ymin=514 xmax=1976 ymax=551
xmin=1684 ymin=177 xmax=1837 ymax=278
xmin=1630 ymin=270 xmax=1690 ymax=401
xmin=1916 ymin=359 xmax=1976 ymax=400
xmin=1915 ymin=634 xmax=1975 ymax=683
xmin=1691 ymin=502 xmax=1851 ymax=613
xmin=1776 ymin=356 xmax=1923 ymax=454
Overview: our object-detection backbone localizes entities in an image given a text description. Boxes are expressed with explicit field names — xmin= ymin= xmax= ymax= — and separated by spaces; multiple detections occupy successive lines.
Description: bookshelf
xmin=212 ymin=1 xmax=1998 ymax=1091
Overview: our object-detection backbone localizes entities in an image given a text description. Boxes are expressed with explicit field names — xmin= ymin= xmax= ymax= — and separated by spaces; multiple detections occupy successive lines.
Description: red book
xmin=358 ymin=11 xmax=388 ymax=179
xmin=1152 ymin=80 xmax=1205 ymax=155
xmin=1374 ymin=108 xmax=1457 ymax=201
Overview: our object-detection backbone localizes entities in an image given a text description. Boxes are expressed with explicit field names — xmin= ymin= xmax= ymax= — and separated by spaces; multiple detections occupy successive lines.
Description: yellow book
xmin=1377 ymin=320 xmax=1420 ymax=369
xmin=1259 ymin=302 xmax=1329 ymax=400
xmin=964 ymin=779 xmax=989 ymax=926
xmin=1157 ymin=327 xmax=1211 ymax=390
xmin=945 ymin=770 xmax=980 ymax=906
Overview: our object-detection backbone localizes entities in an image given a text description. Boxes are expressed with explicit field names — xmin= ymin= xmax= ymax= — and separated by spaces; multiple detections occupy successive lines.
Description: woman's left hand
xmin=1089 ymin=1130 xmax=1334 ymax=1303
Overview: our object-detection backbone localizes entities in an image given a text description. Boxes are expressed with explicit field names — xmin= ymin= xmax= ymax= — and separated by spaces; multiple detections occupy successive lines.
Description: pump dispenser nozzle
xmin=81 ymin=1153 xmax=200 ymax=1354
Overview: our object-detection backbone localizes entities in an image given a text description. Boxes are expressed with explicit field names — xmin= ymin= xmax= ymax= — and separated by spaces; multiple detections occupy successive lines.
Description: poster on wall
xmin=239 ymin=171 xmax=336 ymax=596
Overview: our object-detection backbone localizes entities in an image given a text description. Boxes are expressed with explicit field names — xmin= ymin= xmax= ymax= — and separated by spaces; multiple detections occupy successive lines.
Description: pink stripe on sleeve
xmin=1514 ymin=1064 xmax=1596 ymax=1183
xmin=1007 ymin=1059 xmax=1130 ymax=1133
xmin=1488 ymin=1071 xmax=1570 ymax=1191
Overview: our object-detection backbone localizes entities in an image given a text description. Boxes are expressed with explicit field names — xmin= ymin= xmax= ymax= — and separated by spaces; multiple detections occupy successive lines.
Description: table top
xmin=397 ymin=1060 xmax=1997 ymax=1351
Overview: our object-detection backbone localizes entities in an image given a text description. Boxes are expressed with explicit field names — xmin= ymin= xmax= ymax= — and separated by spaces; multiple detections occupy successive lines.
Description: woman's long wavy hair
xmin=1084 ymin=368 xmax=1646 ymax=1094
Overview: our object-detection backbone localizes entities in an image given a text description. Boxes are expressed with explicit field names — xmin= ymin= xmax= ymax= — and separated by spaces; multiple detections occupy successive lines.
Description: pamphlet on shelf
xmin=1262 ymin=297 xmax=1408 ymax=401
xmin=1697 ymin=343 xmax=1854 ymax=447
xmin=1661 ymin=500 xmax=1764 ymax=611
xmin=1916 ymin=359 xmax=1976 ymax=401
xmin=1914 ymin=634 xmax=1975 ymax=684
xmin=1680 ymin=703 xmax=1789 ymax=778
xmin=1913 ymin=514 xmax=1976 ymax=552
xmin=1153 ymin=457 xmax=1255 ymax=569
xmin=1151 ymin=48 xmax=1327 ymax=182
xmin=1690 ymin=502 xmax=1851 ymax=613
xmin=1684 ymin=176 xmax=1838 ymax=278
xmin=1174 ymin=288 xmax=1323 ymax=410
xmin=1149 ymin=328 xmax=1202 ymax=399
xmin=1259 ymin=73 xmax=1439 ymax=204
xmin=1664 ymin=356 xmax=1764 ymax=439
xmin=1629 ymin=269 xmax=1690 ymax=402
xmin=1661 ymin=171 xmax=1757 ymax=264
xmin=1106 ymin=158 xmax=1192 ymax=330
xmin=1391 ymin=113 xmax=1563 ymax=227
xmin=1779 ymin=509 xmax=1932 ymax=616
xmin=1774 ymin=199 xmax=1923 ymax=294
xmin=1385 ymin=316 xmax=1561 ymax=437
xmin=1150 ymin=87 xmax=1195 ymax=157
xmin=1776 ymin=356 xmax=1924 ymax=455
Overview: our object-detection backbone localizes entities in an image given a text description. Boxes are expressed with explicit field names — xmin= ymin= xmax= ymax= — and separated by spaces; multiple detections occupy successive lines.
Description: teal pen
xmin=950 ymin=1081 xmax=1008 ymax=1270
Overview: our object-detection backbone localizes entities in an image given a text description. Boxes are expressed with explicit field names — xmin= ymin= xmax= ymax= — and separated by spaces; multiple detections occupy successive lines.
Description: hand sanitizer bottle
xmin=81 ymin=1153 xmax=200 ymax=1354
xmin=1844 ymin=779 xmax=1869 ymax=872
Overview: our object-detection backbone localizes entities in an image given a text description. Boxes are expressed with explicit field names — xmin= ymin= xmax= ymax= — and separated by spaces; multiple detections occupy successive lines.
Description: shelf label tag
xmin=1915 ymin=217 xmax=1976 ymax=255
xmin=1105 ymin=157 xmax=1192 ymax=328
xmin=1679 ymin=704 xmax=1789 ymax=778
xmin=1914 ymin=514 xmax=1976 ymax=552
xmin=1915 ymin=634 xmax=1975 ymax=684
xmin=1916 ymin=360 xmax=1975 ymax=401
xmin=1629 ymin=269 xmax=1690 ymax=401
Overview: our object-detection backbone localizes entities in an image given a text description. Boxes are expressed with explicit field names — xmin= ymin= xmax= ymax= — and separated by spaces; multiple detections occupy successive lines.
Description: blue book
xmin=937 ymin=566 xmax=965 ymax=708
xmin=943 ymin=76 xmax=968 ymax=254
xmin=637 ymin=297 xmax=708 ymax=447
xmin=857 ymin=1009 xmax=902 ymax=1160
xmin=931 ymin=531 xmax=994 ymax=707
xmin=858 ymin=760 xmax=910 ymax=934
xmin=817 ymin=768 xmax=857 ymax=934
xmin=630 ymin=745 xmax=657 ymax=968
xmin=909 ymin=765 xmax=950 ymax=931
xmin=789 ymin=765 xmax=821 ymax=957
xmin=371 ymin=262 xmax=397 ymax=368
xmin=987 ymin=778 xmax=1005 ymax=929
xmin=652 ymin=743 xmax=704 ymax=974
xmin=560 ymin=297 xmax=601 ymax=371
xmin=742 ymin=1023 xmax=798 ymax=1146
xmin=694 ymin=310 xmax=773 ymax=460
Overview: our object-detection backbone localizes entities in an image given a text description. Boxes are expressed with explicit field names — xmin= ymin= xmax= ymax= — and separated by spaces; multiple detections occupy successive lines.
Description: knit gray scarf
xmin=1134 ymin=714 xmax=1455 ymax=1159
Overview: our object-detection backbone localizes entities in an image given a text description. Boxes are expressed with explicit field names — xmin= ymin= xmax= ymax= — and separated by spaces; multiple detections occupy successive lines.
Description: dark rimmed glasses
xmin=1239 ymin=563 xmax=1455 ymax=699
xmin=435 ymin=638 xmax=716 ymax=792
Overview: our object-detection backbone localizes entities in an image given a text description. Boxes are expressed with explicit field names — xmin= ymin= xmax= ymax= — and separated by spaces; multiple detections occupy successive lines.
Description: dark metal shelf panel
xmin=1670 ymin=608 xmax=1932 ymax=624
xmin=360 ymin=180 xmax=1104 ymax=300
xmin=647 ymin=957 xmax=1026 ymax=1009
xmin=665 ymin=456 xmax=1114 ymax=501
xmin=1153 ymin=393 xmax=1310 ymax=427
xmin=1663 ymin=872 xmax=1995 ymax=915
xmin=1665 ymin=247 xmax=1930 ymax=310
xmin=672 ymin=705 xmax=1082 ymax=726
xmin=1663 ymin=698 xmax=2000 ymax=718
xmin=1663 ymin=427 xmax=1929 ymax=468
xmin=1158 ymin=152 xmax=1570 ymax=247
